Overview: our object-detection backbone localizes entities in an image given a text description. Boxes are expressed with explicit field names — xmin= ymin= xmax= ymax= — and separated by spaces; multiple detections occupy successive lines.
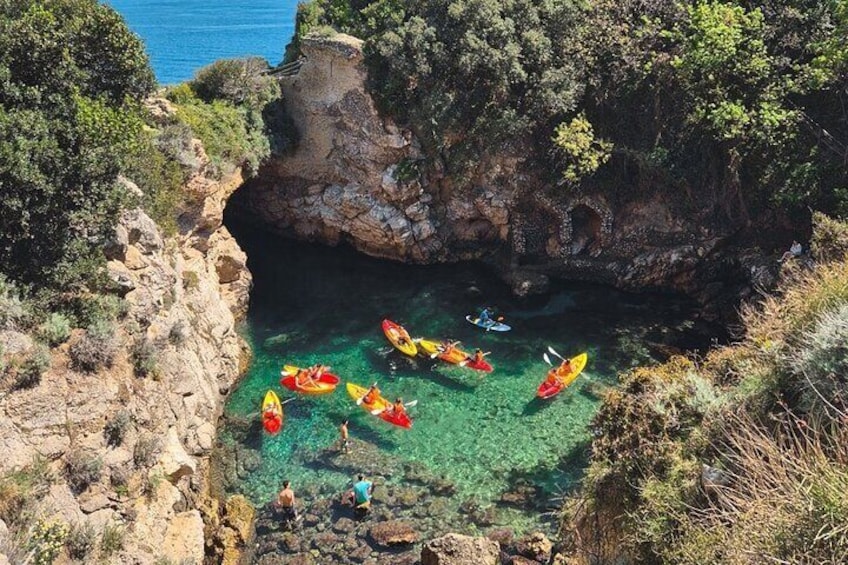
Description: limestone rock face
xmin=0 ymin=106 xmax=252 ymax=564
xmin=233 ymin=31 xmax=776 ymax=318
xmin=421 ymin=533 xmax=500 ymax=565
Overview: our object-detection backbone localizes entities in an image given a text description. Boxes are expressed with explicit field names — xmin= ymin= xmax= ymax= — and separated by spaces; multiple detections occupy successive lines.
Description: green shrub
xmin=797 ymin=303 xmax=848 ymax=414
xmin=100 ymin=523 xmax=125 ymax=557
xmin=0 ymin=458 xmax=53 ymax=526
xmin=810 ymin=212 xmax=848 ymax=263
xmin=190 ymin=57 xmax=277 ymax=107
xmin=0 ymin=275 xmax=31 ymax=331
xmin=104 ymin=410 xmax=132 ymax=447
xmin=38 ymin=313 xmax=72 ymax=346
xmin=69 ymin=320 xmax=118 ymax=372
xmin=66 ymin=521 xmax=97 ymax=560
xmin=14 ymin=344 xmax=50 ymax=390
xmin=28 ymin=520 xmax=68 ymax=565
xmin=131 ymin=338 xmax=159 ymax=378
xmin=64 ymin=451 xmax=102 ymax=494
xmin=175 ymin=99 xmax=270 ymax=176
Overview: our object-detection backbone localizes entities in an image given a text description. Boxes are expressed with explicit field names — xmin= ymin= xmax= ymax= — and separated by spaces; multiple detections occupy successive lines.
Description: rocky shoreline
xmin=223 ymin=439 xmax=560 ymax=565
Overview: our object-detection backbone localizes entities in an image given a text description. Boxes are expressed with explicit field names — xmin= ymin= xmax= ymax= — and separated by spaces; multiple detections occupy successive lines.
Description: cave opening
xmin=569 ymin=204 xmax=602 ymax=256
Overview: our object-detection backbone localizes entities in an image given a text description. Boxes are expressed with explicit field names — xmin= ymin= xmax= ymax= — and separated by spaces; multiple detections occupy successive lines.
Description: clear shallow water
xmin=107 ymin=0 xmax=298 ymax=84
xmin=219 ymin=223 xmax=707 ymax=534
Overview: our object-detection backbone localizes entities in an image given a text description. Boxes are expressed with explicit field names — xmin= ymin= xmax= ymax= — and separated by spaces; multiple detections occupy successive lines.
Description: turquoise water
xmin=107 ymin=0 xmax=298 ymax=84
xmin=218 ymin=224 xmax=711 ymax=534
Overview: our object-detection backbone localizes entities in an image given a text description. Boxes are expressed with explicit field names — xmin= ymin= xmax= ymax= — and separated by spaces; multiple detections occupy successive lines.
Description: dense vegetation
xmin=0 ymin=0 xmax=281 ymax=397
xmin=290 ymin=0 xmax=847 ymax=218
xmin=560 ymin=213 xmax=848 ymax=563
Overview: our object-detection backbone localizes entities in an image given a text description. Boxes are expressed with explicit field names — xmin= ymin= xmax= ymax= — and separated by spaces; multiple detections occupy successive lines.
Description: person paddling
xmin=473 ymin=349 xmax=487 ymax=364
xmin=391 ymin=397 xmax=406 ymax=417
xmin=544 ymin=357 xmax=573 ymax=387
xmin=361 ymin=384 xmax=380 ymax=406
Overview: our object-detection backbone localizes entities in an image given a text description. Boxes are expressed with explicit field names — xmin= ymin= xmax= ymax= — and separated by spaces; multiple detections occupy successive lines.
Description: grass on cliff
xmin=561 ymin=215 xmax=848 ymax=564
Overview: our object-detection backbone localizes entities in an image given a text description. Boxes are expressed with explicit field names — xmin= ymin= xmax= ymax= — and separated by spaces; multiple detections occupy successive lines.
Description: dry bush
xmin=662 ymin=413 xmax=848 ymax=564
xmin=70 ymin=320 xmax=118 ymax=372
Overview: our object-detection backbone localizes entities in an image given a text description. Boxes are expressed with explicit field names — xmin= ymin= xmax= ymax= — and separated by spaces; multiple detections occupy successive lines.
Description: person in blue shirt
xmin=347 ymin=474 xmax=374 ymax=516
xmin=478 ymin=307 xmax=493 ymax=324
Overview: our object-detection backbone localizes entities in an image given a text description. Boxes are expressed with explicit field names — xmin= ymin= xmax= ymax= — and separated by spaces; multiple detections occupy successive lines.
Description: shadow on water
xmin=522 ymin=394 xmax=571 ymax=416
xmin=420 ymin=369 xmax=477 ymax=393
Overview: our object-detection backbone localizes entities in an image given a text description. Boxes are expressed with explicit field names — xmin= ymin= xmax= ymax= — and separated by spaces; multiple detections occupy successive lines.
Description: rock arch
xmin=511 ymin=194 xmax=613 ymax=261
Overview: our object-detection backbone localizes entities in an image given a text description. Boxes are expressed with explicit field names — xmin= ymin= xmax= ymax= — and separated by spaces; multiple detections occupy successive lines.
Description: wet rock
xmin=302 ymin=513 xmax=320 ymax=527
xmin=395 ymin=487 xmax=422 ymax=507
xmin=333 ymin=517 xmax=356 ymax=534
xmin=311 ymin=531 xmax=340 ymax=551
xmin=499 ymin=481 xmax=541 ymax=509
xmin=431 ymin=477 xmax=457 ymax=496
xmin=348 ymin=542 xmax=374 ymax=562
xmin=402 ymin=461 xmax=433 ymax=484
xmin=279 ymin=532 xmax=303 ymax=553
xmin=515 ymin=532 xmax=552 ymax=563
xmin=369 ymin=520 xmax=418 ymax=547
xmin=458 ymin=497 xmax=480 ymax=515
xmin=486 ymin=527 xmax=515 ymax=548
xmin=426 ymin=498 xmax=450 ymax=518
xmin=421 ymin=533 xmax=500 ymax=565
xmin=470 ymin=505 xmax=498 ymax=527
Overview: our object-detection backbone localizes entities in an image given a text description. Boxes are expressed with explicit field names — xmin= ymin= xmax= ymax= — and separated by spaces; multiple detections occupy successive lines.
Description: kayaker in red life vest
xmin=440 ymin=340 xmax=457 ymax=356
xmin=296 ymin=367 xmax=316 ymax=387
xmin=556 ymin=358 xmax=573 ymax=378
xmin=473 ymin=349 xmax=486 ymax=364
xmin=362 ymin=384 xmax=380 ymax=405
xmin=391 ymin=397 xmax=406 ymax=416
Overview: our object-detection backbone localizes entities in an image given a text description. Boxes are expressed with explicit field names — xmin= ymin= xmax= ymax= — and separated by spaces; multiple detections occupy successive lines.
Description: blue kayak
xmin=466 ymin=315 xmax=511 ymax=332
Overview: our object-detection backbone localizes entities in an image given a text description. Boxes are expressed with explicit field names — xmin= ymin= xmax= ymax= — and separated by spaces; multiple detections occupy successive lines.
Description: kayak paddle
xmin=543 ymin=353 xmax=553 ymax=366
xmin=547 ymin=346 xmax=566 ymax=361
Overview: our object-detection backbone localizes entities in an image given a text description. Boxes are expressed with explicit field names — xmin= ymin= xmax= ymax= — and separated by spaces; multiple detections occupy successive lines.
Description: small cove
xmin=216 ymin=221 xmax=714 ymax=543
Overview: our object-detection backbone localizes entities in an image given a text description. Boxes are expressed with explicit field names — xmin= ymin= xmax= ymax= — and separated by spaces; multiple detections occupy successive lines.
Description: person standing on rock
xmin=339 ymin=419 xmax=350 ymax=453
xmin=277 ymin=480 xmax=298 ymax=524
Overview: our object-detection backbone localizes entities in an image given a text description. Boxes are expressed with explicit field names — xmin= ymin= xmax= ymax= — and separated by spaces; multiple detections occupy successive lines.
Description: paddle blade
xmin=547 ymin=346 xmax=565 ymax=360
xmin=543 ymin=353 xmax=553 ymax=366
xmin=370 ymin=408 xmax=386 ymax=415
xmin=458 ymin=360 xmax=469 ymax=367
xmin=404 ymin=400 xmax=418 ymax=408
xmin=356 ymin=396 xmax=365 ymax=405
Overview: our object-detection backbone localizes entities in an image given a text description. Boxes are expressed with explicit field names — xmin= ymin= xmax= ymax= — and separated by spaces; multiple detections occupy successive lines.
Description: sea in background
xmin=106 ymin=0 xmax=299 ymax=85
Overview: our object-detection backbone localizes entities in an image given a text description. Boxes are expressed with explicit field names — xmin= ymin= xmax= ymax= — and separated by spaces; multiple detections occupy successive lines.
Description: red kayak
xmin=280 ymin=365 xmax=340 ymax=395
xmin=464 ymin=357 xmax=493 ymax=372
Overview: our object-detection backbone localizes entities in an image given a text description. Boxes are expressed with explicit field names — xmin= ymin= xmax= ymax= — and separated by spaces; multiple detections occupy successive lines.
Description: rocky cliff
xmin=0 ymin=102 xmax=253 ymax=564
xmin=232 ymin=33 xmax=780 ymax=319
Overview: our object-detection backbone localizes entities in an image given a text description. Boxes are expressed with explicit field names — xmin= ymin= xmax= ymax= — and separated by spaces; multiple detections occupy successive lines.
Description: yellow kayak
xmin=417 ymin=339 xmax=469 ymax=364
xmin=262 ymin=390 xmax=283 ymax=434
xmin=346 ymin=382 xmax=412 ymax=429
xmin=382 ymin=319 xmax=418 ymax=357
xmin=537 ymin=352 xmax=588 ymax=399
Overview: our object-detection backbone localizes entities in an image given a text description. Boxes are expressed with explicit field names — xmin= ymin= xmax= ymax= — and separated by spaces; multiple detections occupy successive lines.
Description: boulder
xmin=515 ymin=532 xmax=553 ymax=563
xmin=421 ymin=533 xmax=500 ymax=565
xmin=368 ymin=520 xmax=418 ymax=547
xmin=158 ymin=427 xmax=196 ymax=481
xmin=162 ymin=510 xmax=205 ymax=563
